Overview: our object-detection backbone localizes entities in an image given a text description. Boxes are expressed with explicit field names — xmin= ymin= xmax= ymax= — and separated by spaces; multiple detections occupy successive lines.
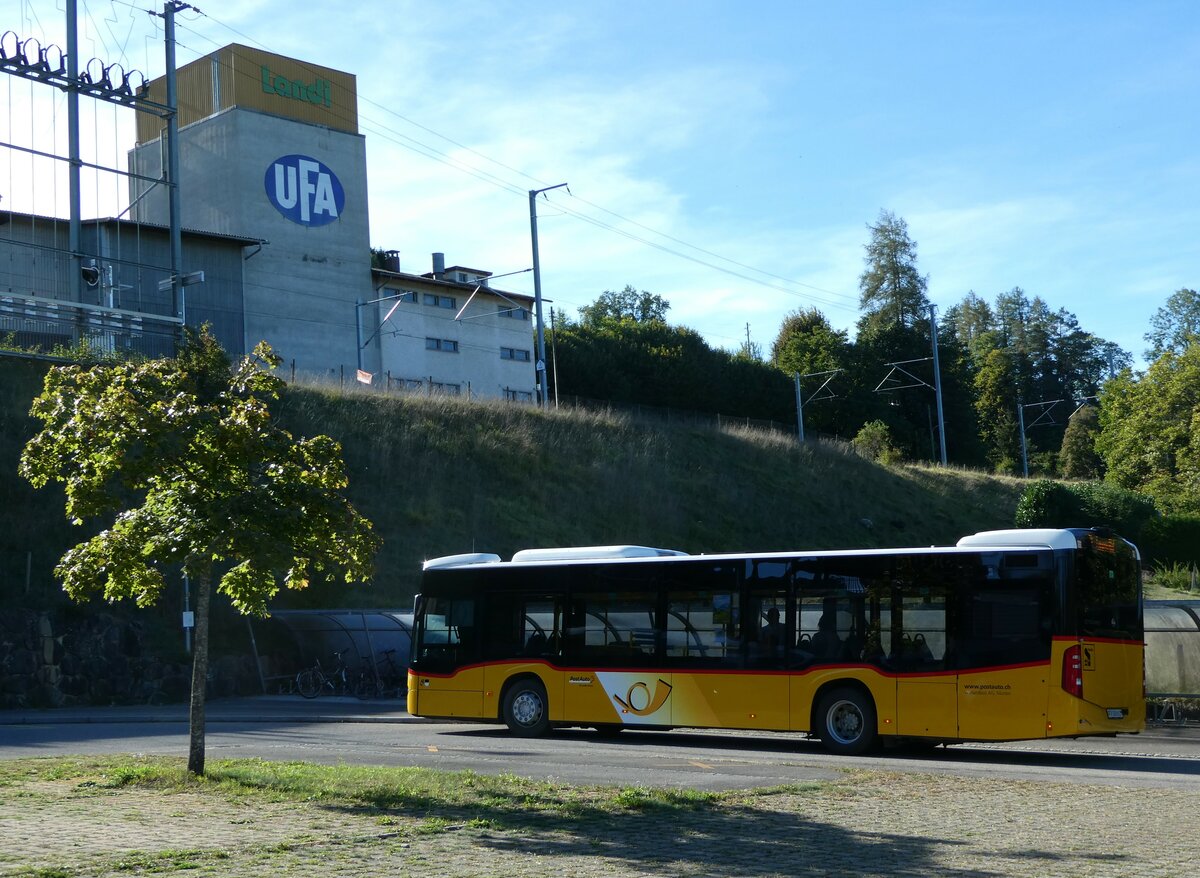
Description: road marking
xmin=427 ymin=745 xmax=438 ymax=752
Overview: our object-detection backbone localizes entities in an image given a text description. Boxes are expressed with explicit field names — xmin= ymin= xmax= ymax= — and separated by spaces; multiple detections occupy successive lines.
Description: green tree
xmin=974 ymin=347 xmax=1022 ymax=473
xmin=771 ymin=307 xmax=848 ymax=375
xmin=858 ymin=210 xmax=930 ymax=336
xmin=986 ymin=286 xmax=1128 ymax=471
xmin=851 ymin=419 xmax=902 ymax=464
xmin=578 ymin=285 xmax=671 ymax=326
xmin=851 ymin=211 xmax=951 ymax=460
xmin=943 ymin=291 xmax=996 ymax=364
xmin=768 ymin=308 xmax=850 ymax=438
xmin=552 ymin=316 xmax=793 ymax=423
xmin=1145 ymin=288 xmax=1200 ymax=360
xmin=1059 ymin=405 xmax=1103 ymax=480
xmin=1096 ymin=343 xmax=1200 ymax=513
xmin=18 ymin=328 xmax=379 ymax=775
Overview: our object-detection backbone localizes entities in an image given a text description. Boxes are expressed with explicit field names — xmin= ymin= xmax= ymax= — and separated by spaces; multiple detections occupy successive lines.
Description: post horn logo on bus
xmin=264 ymin=155 xmax=345 ymax=227
xmin=612 ymin=678 xmax=673 ymax=717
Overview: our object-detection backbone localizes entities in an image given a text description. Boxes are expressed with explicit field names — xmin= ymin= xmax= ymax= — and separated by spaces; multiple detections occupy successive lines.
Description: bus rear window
xmin=1075 ymin=538 xmax=1141 ymax=640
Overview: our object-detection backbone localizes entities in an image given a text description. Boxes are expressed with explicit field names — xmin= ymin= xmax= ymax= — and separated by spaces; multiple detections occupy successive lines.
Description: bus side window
xmin=522 ymin=599 xmax=560 ymax=657
xmin=894 ymin=589 xmax=946 ymax=670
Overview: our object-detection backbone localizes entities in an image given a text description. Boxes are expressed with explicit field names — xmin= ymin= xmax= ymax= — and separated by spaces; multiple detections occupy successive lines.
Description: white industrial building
xmin=1 ymin=42 xmax=537 ymax=401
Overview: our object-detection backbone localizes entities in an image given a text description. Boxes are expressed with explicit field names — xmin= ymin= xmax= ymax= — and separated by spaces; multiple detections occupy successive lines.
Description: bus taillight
xmin=1062 ymin=644 xmax=1083 ymax=698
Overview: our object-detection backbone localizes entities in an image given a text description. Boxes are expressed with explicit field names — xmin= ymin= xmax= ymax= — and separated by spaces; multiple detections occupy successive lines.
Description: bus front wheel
xmin=816 ymin=687 xmax=877 ymax=755
xmin=502 ymin=679 xmax=550 ymax=738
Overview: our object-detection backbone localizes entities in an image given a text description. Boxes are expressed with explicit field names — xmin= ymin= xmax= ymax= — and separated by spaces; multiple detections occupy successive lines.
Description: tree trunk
xmin=187 ymin=566 xmax=212 ymax=775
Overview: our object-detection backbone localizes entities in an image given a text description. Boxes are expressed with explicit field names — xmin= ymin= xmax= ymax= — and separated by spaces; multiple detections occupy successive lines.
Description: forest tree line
xmin=549 ymin=210 xmax=1200 ymax=518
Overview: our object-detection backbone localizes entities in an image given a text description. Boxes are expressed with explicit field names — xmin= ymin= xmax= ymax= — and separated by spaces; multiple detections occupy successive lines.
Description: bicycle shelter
xmin=247 ymin=609 xmax=414 ymax=696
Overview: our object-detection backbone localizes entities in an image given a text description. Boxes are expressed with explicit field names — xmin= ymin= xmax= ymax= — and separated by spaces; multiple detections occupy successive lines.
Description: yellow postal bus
xmin=407 ymin=528 xmax=1144 ymax=754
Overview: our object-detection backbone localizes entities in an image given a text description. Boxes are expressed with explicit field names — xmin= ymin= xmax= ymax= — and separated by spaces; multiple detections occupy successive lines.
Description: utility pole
xmin=1017 ymin=396 xmax=1096 ymax=478
xmin=66 ymin=0 xmax=81 ymax=306
xmin=794 ymin=369 xmax=841 ymax=445
xmin=163 ymin=2 xmax=188 ymax=330
xmin=794 ymin=373 xmax=804 ymax=442
xmin=550 ymin=307 xmax=560 ymax=409
xmin=929 ymin=303 xmax=947 ymax=465
xmin=1018 ymin=401 xmax=1029 ymax=478
xmin=529 ymin=183 xmax=568 ymax=409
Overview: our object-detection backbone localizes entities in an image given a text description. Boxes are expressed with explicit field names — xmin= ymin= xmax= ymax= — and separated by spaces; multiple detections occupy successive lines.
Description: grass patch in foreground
xmin=0 ymin=755 xmax=814 ymax=825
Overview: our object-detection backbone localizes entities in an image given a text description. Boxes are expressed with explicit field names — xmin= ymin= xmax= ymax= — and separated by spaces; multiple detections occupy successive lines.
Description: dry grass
xmin=0 ymin=361 xmax=1026 ymax=610
xmin=274 ymin=383 xmax=1026 ymax=606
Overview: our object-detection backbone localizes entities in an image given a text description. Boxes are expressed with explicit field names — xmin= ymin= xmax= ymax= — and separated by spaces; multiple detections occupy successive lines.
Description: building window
xmin=423 ymin=293 xmax=457 ymax=309
xmin=500 ymin=347 xmax=531 ymax=362
xmin=426 ymin=337 xmax=459 ymax=353
xmin=385 ymin=287 xmax=417 ymax=304
xmin=430 ymin=382 xmax=462 ymax=396
xmin=505 ymin=389 xmax=534 ymax=402
xmin=499 ymin=306 xmax=530 ymax=321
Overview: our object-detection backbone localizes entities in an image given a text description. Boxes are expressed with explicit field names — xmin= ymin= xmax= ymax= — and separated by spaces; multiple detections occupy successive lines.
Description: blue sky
xmin=6 ymin=1 xmax=1197 ymax=364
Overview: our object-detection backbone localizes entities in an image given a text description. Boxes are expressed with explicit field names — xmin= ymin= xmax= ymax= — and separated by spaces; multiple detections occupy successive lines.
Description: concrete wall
xmin=130 ymin=107 xmax=372 ymax=374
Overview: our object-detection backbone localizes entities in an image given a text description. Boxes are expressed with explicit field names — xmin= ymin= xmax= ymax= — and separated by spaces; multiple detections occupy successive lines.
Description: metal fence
xmin=298 ymin=372 xmax=809 ymax=441
xmin=558 ymin=394 xmax=800 ymax=437
xmin=0 ymin=293 xmax=179 ymax=360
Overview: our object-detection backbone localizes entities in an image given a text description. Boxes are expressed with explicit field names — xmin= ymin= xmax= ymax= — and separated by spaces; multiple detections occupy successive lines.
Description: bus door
xmin=665 ymin=574 xmax=787 ymax=731
xmin=563 ymin=591 xmax=667 ymax=727
xmin=893 ymin=585 xmax=958 ymax=738
xmin=411 ymin=595 xmax=483 ymax=718
xmin=956 ymin=552 xmax=1055 ymax=741
xmin=742 ymin=586 xmax=790 ymax=729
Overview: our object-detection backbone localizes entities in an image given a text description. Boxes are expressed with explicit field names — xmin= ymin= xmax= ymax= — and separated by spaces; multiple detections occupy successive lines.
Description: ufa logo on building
xmin=264 ymin=155 xmax=345 ymax=227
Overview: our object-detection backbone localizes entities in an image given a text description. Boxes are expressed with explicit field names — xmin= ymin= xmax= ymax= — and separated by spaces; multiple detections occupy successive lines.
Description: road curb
xmin=0 ymin=697 xmax=430 ymax=726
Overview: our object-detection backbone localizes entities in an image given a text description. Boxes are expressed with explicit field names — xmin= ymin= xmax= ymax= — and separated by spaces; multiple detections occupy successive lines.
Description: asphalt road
xmin=3 ymin=701 xmax=1198 ymax=792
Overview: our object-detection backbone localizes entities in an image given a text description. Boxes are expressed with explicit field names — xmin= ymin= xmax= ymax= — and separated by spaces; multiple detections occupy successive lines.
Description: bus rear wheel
xmin=816 ymin=687 xmax=877 ymax=755
xmin=502 ymin=679 xmax=550 ymax=737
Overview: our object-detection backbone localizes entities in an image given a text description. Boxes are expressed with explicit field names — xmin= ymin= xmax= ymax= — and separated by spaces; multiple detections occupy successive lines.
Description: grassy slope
xmin=0 ymin=358 xmax=1026 ymax=610
xmin=279 ymin=383 xmax=1026 ymax=605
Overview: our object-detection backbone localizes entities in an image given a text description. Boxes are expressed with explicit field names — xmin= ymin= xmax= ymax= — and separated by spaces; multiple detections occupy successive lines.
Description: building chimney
xmin=382 ymin=249 xmax=401 ymax=272
xmin=432 ymin=252 xmax=445 ymax=280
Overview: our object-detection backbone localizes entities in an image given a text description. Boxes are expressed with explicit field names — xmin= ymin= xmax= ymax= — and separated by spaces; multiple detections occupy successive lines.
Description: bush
xmin=1138 ymin=513 xmax=1200 ymax=566
xmin=1150 ymin=561 xmax=1199 ymax=593
xmin=1014 ymin=479 xmax=1157 ymax=541
xmin=851 ymin=420 xmax=902 ymax=465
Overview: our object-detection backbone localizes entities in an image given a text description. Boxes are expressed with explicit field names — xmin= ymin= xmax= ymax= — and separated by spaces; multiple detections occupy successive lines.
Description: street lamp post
xmin=529 ymin=183 xmax=568 ymax=409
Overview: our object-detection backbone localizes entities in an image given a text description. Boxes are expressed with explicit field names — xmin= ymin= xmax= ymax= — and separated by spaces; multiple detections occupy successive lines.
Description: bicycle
xmin=353 ymin=648 xmax=406 ymax=699
xmin=296 ymin=649 xmax=352 ymax=699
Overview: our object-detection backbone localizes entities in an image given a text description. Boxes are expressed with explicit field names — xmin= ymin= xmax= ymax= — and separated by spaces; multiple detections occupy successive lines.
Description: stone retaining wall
xmin=0 ymin=609 xmax=257 ymax=708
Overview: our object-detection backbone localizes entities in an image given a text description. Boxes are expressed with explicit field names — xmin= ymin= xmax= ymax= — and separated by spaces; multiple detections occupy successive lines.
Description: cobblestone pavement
xmin=1 ymin=768 xmax=1196 ymax=877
